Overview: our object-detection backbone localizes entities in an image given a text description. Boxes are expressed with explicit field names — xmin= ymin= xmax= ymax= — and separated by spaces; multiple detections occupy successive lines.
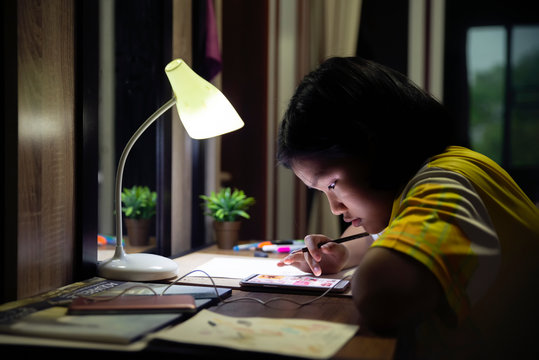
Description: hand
xmin=277 ymin=234 xmax=349 ymax=276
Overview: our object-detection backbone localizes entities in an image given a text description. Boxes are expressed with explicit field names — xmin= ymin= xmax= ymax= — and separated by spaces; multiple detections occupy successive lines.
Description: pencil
xmin=299 ymin=232 xmax=371 ymax=252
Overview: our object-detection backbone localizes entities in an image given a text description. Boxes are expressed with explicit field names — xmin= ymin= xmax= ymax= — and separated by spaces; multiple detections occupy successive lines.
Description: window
xmin=467 ymin=25 xmax=539 ymax=168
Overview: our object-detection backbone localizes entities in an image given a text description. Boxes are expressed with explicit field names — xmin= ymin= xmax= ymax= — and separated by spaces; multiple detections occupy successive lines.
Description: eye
xmin=328 ymin=181 xmax=336 ymax=190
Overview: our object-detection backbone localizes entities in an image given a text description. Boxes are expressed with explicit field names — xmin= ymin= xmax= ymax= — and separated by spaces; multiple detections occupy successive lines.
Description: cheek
xmin=346 ymin=189 xmax=390 ymax=216
xmin=337 ymin=189 xmax=371 ymax=210
xmin=363 ymin=194 xmax=393 ymax=226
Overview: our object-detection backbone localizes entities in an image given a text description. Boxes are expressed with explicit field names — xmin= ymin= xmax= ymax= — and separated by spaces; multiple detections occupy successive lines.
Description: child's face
xmin=291 ymin=157 xmax=394 ymax=234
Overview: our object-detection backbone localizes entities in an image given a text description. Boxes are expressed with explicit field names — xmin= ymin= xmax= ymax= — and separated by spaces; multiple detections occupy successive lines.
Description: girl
xmin=276 ymin=57 xmax=539 ymax=359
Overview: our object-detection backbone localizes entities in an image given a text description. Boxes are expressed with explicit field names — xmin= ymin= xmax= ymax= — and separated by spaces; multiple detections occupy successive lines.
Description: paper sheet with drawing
xmin=153 ymin=309 xmax=359 ymax=359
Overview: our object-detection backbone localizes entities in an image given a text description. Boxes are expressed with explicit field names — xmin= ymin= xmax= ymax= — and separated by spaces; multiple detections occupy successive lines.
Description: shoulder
xmin=396 ymin=160 xmax=496 ymax=235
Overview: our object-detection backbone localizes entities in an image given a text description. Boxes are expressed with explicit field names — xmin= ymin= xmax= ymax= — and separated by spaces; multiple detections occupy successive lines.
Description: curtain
xmin=299 ymin=0 xmax=362 ymax=238
xmin=171 ymin=0 xmax=193 ymax=255
xmin=191 ymin=0 xmax=223 ymax=248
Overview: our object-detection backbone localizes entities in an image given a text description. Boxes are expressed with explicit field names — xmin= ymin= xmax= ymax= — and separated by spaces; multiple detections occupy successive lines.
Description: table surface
xmin=2 ymin=244 xmax=397 ymax=359
xmin=174 ymin=245 xmax=397 ymax=360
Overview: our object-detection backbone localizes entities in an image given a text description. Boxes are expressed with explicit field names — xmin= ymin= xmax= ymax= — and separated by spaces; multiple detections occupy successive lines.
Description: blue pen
xmin=233 ymin=242 xmax=260 ymax=251
xmin=254 ymin=250 xmax=268 ymax=257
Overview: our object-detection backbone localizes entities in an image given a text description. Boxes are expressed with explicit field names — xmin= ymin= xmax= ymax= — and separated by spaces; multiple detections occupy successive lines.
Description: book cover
xmin=5 ymin=306 xmax=181 ymax=344
xmin=0 ymin=277 xmax=231 ymax=344
xmin=68 ymin=294 xmax=197 ymax=315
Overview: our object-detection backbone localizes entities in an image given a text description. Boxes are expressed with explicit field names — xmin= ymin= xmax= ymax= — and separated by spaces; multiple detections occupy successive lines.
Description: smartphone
xmin=239 ymin=274 xmax=350 ymax=293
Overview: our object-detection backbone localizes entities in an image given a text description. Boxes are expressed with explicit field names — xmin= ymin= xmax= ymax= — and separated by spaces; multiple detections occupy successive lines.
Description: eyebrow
xmin=293 ymin=161 xmax=327 ymax=189
xmin=295 ymin=169 xmax=319 ymax=189
xmin=309 ymin=170 xmax=325 ymax=189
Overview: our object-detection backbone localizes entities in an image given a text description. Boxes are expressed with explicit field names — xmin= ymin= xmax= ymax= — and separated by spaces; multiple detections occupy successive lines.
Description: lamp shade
xmin=165 ymin=59 xmax=244 ymax=139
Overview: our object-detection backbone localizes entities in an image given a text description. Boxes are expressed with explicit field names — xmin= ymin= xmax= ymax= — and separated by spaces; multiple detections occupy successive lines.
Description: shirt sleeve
xmin=372 ymin=167 xmax=500 ymax=322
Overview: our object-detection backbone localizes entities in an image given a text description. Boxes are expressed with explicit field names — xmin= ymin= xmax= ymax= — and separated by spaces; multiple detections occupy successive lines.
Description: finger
xmin=304 ymin=235 xmax=323 ymax=262
xmin=304 ymin=251 xmax=322 ymax=276
xmin=277 ymin=255 xmax=311 ymax=274
xmin=279 ymin=251 xmax=303 ymax=265
xmin=320 ymin=241 xmax=337 ymax=253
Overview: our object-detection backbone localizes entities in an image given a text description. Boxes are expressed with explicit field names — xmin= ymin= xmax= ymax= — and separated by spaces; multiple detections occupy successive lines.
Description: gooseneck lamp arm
xmin=112 ymin=97 xmax=176 ymax=261
xmin=98 ymin=97 xmax=180 ymax=281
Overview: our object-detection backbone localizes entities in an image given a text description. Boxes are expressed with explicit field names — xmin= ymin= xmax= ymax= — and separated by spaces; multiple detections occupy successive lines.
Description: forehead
xmin=291 ymin=158 xmax=327 ymax=187
xmin=291 ymin=156 xmax=363 ymax=187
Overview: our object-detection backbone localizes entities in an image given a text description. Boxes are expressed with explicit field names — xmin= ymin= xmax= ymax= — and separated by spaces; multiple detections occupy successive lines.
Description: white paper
xmin=188 ymin=256 xmax=309 ymax=279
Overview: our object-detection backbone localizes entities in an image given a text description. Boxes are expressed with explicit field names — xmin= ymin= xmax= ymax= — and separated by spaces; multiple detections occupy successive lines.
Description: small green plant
xmin=200 ymin=187 xmax=255 ymax=222
xmin=121 ymin=185 xmax=157 ymax=219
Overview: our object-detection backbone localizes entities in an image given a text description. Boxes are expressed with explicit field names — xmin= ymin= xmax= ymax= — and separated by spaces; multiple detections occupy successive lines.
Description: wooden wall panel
xmin=17 ymin=0 xmax=75 ymax=298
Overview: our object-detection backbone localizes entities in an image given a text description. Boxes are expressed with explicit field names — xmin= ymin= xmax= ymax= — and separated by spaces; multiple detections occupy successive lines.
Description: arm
xmin=277 ymin=226 xmax=375 ymax=275
xmin=352 ymin=247 xmax=443 ymax=335
xmin=340 ymin=225 xmax=375 ymax=269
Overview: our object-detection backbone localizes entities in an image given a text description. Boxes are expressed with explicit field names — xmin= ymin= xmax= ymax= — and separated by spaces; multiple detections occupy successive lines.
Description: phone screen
xmin=240 ymin=274 xmax=349 ymax=292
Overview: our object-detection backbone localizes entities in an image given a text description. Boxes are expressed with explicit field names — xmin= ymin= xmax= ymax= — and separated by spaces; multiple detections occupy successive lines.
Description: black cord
xmin=73 ymin=270 xmax=351 ymax=309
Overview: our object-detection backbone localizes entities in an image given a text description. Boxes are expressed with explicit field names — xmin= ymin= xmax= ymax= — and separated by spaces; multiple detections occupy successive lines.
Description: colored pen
xmin=233 ymin=240 xmax=304 ymax=251
xmin=273 ymin=239 xmax=304 ymax=245
xmin=298 ymin=232 xmax=371 ymax=253
xmin=254 ymin=250 xmax=269 ymax=257
xmin=261 ymin=244 xmax=305 ymax=253
xmin=233 ymin=242 xmax=261 ymax=251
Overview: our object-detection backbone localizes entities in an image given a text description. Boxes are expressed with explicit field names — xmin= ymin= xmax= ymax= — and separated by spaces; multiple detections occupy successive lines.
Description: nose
xmin=326 ymin=193 xmax=346 ymax=215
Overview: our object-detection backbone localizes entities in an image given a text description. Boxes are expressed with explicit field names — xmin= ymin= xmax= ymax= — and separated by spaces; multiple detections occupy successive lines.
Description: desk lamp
xmin=98 ymin=59 xmax=244 ymax=281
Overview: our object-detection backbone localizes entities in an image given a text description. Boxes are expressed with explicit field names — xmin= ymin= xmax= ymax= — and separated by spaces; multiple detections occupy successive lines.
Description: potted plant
xmin=200 ymin=187 xmax=255 ymax=249
xmin=121 ymin=185 xmax=157 ymax=246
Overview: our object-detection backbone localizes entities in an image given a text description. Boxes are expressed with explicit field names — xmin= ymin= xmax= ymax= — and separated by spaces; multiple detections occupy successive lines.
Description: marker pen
xmin=233 ymin=242 xmax=260 ymax=251
xmin=261 ymin=244 xmax=305 ymax=253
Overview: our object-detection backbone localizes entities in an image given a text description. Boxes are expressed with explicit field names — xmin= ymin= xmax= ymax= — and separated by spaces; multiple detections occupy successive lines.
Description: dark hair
xmin=277 ymin=56 xmax=456 ymax=192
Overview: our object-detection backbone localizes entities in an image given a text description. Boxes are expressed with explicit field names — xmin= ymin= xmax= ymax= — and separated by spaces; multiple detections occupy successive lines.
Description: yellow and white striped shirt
xmin=373 ymin=146 xmax=539 ymax=357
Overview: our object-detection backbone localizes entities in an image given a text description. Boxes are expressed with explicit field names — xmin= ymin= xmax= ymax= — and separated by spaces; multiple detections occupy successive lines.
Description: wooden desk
xmin=203 ymin=291 xmax=396 ymax=360
xmin=0 ymin=245 xmax=396 ymax=359
xmin=165 ymin=245 xmax=397 ymax=359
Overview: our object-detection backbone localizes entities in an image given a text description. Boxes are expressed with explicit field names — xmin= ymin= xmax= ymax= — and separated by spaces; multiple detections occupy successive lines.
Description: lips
xmin=344 ymin=217 xmax=362 ymax=227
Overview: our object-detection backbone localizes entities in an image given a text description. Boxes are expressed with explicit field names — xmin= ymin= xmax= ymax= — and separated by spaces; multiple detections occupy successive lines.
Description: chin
xmin=363 ymin=224 xmax=384 ymax=235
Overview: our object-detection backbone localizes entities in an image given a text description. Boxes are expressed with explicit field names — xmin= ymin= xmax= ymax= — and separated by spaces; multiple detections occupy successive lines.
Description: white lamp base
xmin=98 ymin=253 xmax=178 ymax=281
